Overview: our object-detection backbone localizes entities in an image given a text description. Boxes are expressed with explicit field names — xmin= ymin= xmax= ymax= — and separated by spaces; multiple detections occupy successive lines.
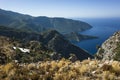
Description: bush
xmin=99 ymin=48 xmax=105 ymax=54
xmin=113 ymin=43 xmax=120 ymax=61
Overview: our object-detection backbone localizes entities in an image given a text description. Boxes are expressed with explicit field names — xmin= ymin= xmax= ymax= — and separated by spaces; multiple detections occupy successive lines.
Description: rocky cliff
xmin=96 ymin=31 xmax=120 ymax=60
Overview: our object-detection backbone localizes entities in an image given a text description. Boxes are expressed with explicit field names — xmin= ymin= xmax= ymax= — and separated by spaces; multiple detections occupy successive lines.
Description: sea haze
xmin=73 ymin=18 xmax=120 ymax=55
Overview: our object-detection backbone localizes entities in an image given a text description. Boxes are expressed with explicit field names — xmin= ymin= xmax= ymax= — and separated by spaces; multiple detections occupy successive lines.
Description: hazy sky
xmin=0 ymin=0 xmax=120 ymax=18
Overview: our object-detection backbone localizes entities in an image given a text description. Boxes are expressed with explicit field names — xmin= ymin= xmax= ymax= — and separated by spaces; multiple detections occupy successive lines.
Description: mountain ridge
xmin=0 ymin=26 xmax=93 ymax=61
xmin=0 ymin=9 xmax=92 ymax=33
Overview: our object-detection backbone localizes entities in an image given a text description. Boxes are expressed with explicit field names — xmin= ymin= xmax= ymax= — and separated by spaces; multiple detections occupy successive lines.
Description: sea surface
xmin=73 ymin=18 xmax=120 ymax=55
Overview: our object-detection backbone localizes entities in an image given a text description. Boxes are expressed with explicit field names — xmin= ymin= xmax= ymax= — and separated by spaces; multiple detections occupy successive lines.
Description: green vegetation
xmin=95 ymin=47 xmax=105 ymax=59
xmin=0 ymin=9 xmax=92 ymax=34
xmin=0 ymin=17 xmax=120 ymax=79
xmin=99 ymin=48 xmax=105 ymax=54
xmin=113 ymin=43 xmax=120 ymax=61
xmin=0 ymin=26 xmax=93 ymax=61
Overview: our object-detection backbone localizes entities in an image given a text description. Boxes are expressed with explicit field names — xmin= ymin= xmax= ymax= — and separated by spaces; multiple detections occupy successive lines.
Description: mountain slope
xmin=0 ymin=26 xmax=93 ymax=60
xmin=0 ymin=9 xmax=92 ymax=33
xmin=64 ymin=32 xmax=98 ymax=42
xmin=96 ymin=31 xmax=120 ymax=60
xmin=41 ymin=30 xmax=93 ymax=60
xmin=0 ymin=35 xmax=55 ymax=63
xmin=0 ymin=26 xmax=42 ymax=42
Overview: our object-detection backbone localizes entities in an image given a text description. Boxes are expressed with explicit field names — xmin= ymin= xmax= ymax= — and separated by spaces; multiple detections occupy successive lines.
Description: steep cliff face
xmin=96 ymin=31 xmax=120 ymax=60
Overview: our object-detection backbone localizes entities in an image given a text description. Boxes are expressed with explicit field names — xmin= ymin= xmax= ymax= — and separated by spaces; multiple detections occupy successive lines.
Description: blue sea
xmin=73 ymin=18 xmax=120 ymax=55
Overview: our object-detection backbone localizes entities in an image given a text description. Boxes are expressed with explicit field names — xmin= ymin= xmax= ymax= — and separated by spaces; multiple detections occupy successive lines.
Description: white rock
xmin=13 ymin=46 xmax=30 ymax=53
xmin=92 ymin=71 xmax=96 ymax=74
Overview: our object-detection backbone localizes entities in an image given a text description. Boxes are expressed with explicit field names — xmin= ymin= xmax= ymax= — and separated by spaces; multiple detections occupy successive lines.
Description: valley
xmin=0 ymin=8 xmax=120 ymax=80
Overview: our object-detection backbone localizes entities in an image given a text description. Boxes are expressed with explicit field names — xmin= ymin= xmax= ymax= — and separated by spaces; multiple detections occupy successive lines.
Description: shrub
xmin=99 ymin=48 xmax=105 ymax=54
xmin=113 ymin=43 xmax=120 ymax=61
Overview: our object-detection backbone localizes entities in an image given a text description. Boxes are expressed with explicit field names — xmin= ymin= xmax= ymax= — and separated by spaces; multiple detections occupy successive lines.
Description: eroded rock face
xmin=96 ymin=31 xmax=120 ymax=60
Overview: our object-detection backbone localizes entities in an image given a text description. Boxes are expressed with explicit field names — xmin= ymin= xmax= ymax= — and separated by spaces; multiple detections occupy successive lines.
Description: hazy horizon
xmin=0 ymin=0 xmax=120 ymax=18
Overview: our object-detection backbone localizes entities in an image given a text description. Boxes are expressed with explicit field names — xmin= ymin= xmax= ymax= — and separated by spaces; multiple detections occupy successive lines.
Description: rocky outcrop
xmin=96 ymin=31 xmax=120 ymax=60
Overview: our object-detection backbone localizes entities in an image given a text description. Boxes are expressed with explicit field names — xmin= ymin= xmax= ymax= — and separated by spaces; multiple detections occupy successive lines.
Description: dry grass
xmin=0 ymin=59 xmax=120 ymax=80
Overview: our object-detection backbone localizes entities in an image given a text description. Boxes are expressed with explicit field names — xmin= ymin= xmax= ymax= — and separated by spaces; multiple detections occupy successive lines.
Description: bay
xmin=73 ymin=18 xmax=120 ymax=55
